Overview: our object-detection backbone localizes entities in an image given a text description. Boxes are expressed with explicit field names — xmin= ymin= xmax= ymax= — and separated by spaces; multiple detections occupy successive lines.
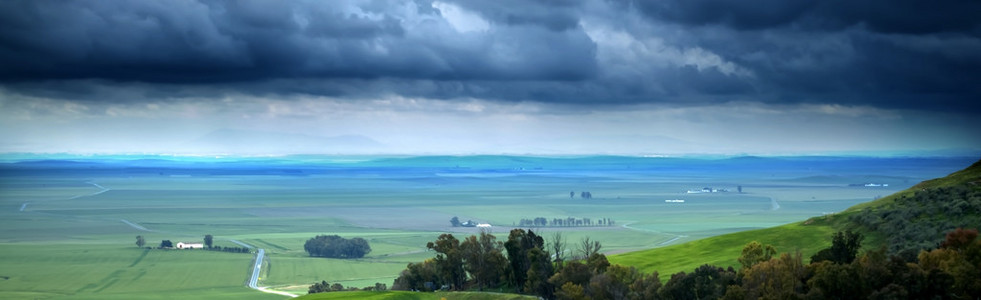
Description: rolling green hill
xmin=610 ymin=157 xmax=981 ymax=276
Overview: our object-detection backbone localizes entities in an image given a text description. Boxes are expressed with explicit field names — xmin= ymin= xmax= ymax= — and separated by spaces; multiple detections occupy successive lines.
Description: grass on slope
xmin=848 ymin=158 xmax=981 ymax=211
xmin=609 ymin=221 xmax=836 ymax=276
xmin=612 ymin=158 xmax=981 ymax=277
xmin=295 ymin=291 xmax=537 ymax=300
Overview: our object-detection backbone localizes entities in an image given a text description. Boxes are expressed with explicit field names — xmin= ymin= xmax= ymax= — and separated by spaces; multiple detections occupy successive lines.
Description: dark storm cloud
xmin=0 ymin=0 xmax=596 ymax=83
xmin=628 ymin=0 xmax=981 ymax=34
xmin=1 ymin=0 xmax=980 ymax=113
xmin=623 ymin=0 xmax=981 ymax=112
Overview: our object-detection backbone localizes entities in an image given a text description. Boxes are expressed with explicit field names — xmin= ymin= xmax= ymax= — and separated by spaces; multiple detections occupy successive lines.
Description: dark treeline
xmin=851 ymin=184 xmax=981 ymax=259
xmin=304 ymin=235 xmax=371 ymax=258
xmin=392 ymin=228 xmax=981 ymax=299
xmin=308 ymin=280 xmax=387 ymax=294
xmin=518 ymin=217 xmax=614 ymax=227
xmin=204 ymin=246 xmax=251 ymax=253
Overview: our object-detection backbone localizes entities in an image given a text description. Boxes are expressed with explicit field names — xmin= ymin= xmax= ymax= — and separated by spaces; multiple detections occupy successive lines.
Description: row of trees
xmin=393 ymin=229 xmax=601 ymax=294
xmin=518 ymin=217 xmax=615 ymax=227
xmin=205 ymin=246 xmax=251 ymax=253
xmin=135 ymin=234 xmax=216 ymax=249
xmin=308 ymin=280 xmax=387 ymax=294
xmin=571 ymin=191 xmax=593 ymax=199
xmin=393 ymin=227 xmax=981 ymax=299
xmin=303 ymin=235 xmax=371 ymax=258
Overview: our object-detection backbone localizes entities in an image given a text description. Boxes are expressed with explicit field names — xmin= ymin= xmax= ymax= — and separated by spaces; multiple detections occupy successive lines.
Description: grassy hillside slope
xmin=611 ymin=157 xmax=981 ymax=276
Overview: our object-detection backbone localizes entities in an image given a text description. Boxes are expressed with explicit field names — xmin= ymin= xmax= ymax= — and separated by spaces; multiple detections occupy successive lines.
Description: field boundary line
xmin=120 ymin=219 xmax=150 ymax=231
xmin=229 ymin=239 xmax=254 ymax=248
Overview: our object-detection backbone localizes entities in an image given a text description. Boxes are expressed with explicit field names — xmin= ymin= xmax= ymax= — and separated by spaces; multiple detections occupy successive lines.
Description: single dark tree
xmin=810 ymin=230 xmax=864 ymax=264
xmin=738 ymin=185 xmax=743 ymax=193
xmin=450 ymin=216 xmax=461 ymax=227
xmin=204 ymin=234 xmax=214 ymax=248
xmin=579 ymin=237 xmax=602 ymax=260
xmin=160 ymin=240 xmax=173 ymax=248
xmin=136 ymin=235 xmax=145 ymax=248
xmin=570 ymin=191 xmax=574 ymax=199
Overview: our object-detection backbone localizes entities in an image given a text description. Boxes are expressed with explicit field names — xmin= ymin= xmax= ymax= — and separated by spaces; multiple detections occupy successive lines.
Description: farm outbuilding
xmin=176 ymin=242 xmax=204 ymax=249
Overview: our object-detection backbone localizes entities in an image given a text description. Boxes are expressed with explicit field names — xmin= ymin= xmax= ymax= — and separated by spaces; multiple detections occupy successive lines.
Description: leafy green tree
xmin=807 ymin=261 xmax=862 ymax=299
xmin=450 ymin=216 xmax=461 ymax=227
xmin=392 ymin=259 xmax=441 ymax=291
xmin=739 ymin=252 xmax=807 ymax=300
xmin=557 ymin=282 xmax=587 ymax=300
xmin=160 ymin=239 xmax=173 ymax=248
xmin=628 ymin=271 xmax=662 ymax=300
xmin=505 ymin=229 xmax=544 ymax=291
xmin=428 ymin=234 xmax=465 ymax=290
xmin=737 ymin=241 xmax=776 ymax=270
xmin=589 ymin=264 xmax=639 ymax=300
xmin=204 ymin=234 xmax=213 ymax=248
xmin=524 ymin=247 xmax=554 ymax=298
xmin=460 ymin=231 xmax=507 ymax=290
xmin=135 ymin=235 xmax=145 ymax=248
xmin=549 ymin=261 xmax=592 ymax=290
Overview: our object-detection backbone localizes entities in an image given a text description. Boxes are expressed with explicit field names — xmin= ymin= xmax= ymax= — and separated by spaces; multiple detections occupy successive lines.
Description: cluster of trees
xmin=393 ymin=229 xmax=599 ymax=294
xmin=308 ymin=280 xmax=387 ymax=294
xmin=517 ymin=217 xmax=615 ymax=227
xmin=304 ymin=235 xmax=371 ymax=258
xmin=571 ymin=191 xmax=593 ymax=199
xmin=393 ymin=227 xmax=981 ymax=299
xmin=851 ymin=184 xmax=981 ymax=258
xmin=450 ymin=216 xmax=480 ymax=227
xmin=205 ymin=246 xmax=251 ymax=253
xmin=136 ymin=234 xmax=234 ymax=251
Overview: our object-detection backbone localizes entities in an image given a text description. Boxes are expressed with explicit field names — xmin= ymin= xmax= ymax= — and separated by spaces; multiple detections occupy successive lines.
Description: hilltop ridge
xmin=611 ymin=157 xmax=981 ymax=276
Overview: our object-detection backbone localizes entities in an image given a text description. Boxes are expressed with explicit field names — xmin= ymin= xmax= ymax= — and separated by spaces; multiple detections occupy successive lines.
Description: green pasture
xmin=609 ymin=220 xmax=837 ymax=277
xmin=0 ymin=243 xmax=277 ymax=299
xmin=1 ymin=156 xmax=964 ymax=298
xmin=295 ymin=291 xmax=537 ymax=300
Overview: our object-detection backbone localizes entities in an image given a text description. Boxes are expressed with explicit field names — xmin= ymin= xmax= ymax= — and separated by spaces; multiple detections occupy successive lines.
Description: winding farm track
xmin=247 ymin=248 xmax=298 ymax=297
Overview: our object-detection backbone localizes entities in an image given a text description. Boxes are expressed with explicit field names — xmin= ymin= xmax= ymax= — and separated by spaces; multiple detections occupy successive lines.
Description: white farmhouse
xmin=176 ymin=242 xmax=204 ymax=249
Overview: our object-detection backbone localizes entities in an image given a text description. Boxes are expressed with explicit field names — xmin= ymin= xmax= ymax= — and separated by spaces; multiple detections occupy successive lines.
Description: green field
xmin=0 ymin=156 xmax=971 ymax=298
xmin=295 ymin=290 xmax=537 ymax=300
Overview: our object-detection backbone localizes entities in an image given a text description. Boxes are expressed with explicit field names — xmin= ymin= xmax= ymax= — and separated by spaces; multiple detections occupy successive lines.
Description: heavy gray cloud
xmin=1 ymin=0 xmax=979 ymax=113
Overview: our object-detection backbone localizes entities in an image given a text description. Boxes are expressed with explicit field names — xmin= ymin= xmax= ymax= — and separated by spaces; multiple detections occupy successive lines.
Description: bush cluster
xmin=303 ymin=235 xmax=371 ymax=258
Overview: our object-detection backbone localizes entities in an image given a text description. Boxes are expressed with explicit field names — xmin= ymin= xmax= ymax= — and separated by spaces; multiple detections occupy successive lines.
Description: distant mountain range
xmin=182 ymin=129 xmax=386 ymax=155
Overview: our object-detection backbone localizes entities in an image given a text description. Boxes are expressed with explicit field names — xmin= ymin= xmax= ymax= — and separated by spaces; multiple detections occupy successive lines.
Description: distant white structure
xmin=687 ymin=187 xmax=729 ymax=194
xmin=476 ymin=223 xmax=492 ymax=228
xmin=176 ymin=242 xmax=204 ymax=249
xmin=665 ymin=199 xmax=685 ymax=203
xmin=864 ymin=183 xmax=889 ymax=187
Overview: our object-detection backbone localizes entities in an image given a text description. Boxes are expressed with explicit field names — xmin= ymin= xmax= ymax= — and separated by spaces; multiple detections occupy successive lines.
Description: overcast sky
xmin=1 ymin=0 xmax=979 ymax=156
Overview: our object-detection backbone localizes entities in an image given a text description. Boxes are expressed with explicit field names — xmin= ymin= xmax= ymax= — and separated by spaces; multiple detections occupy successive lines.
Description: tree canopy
xmin=304 ymin=235 xmax=371 ymax=258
